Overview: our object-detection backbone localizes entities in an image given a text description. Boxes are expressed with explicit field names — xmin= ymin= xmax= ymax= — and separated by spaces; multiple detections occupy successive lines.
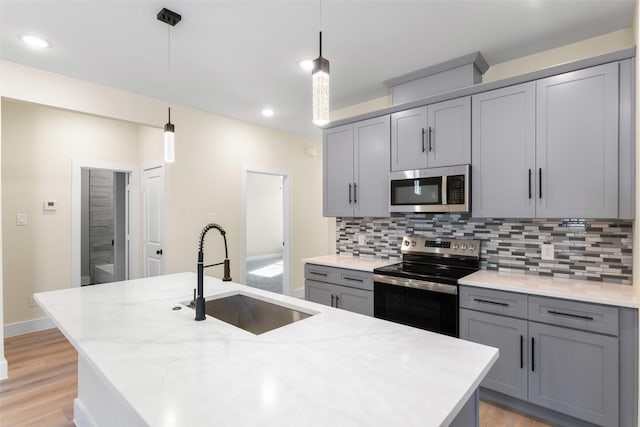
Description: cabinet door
xmin=460 ymin=309 xmax=528 ymax=400
xmin=536 ymin=62 xmax=619 ymax=218
xmin=471 ymin=82 xmax=536 ymax=218
xmin=305 ymin=279 xmax=335 ymax=308
xmin=391 ymin=106 xmax=428 ymax=171
xmin=334 ymin=285 xmax=373 ymax=316
xmin=528 ymin=322 xmax=619 ymax=426
xmin=426 ymin=97 xmax=471 ymax=168
xmin=353 ymin=115 xmax=391 ymax=217
xmin=323 ymin=124 xmax=354 ymax=217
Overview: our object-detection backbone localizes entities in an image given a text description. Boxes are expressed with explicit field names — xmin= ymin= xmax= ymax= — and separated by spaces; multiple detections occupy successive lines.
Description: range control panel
xmin=401 ymin=236 xmax=480 ymax=259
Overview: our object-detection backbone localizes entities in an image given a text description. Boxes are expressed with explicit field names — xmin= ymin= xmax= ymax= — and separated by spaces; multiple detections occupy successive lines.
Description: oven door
xmin=373 ymin=275 xmax=458 ymax=337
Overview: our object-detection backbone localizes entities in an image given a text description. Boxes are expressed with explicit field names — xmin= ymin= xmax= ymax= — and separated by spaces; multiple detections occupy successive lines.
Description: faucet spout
xmin=195 ymin=223 xmax=232 ymax=321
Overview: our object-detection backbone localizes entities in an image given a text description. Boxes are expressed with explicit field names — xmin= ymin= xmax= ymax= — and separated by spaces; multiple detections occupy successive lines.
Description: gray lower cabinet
xmin=460 ymin=309 xmax=528 ymax=400
xmin=304 ymin=264 xmax=374 ymax=316
xmin=459 ymin=286 xmax=636 ymax=426
xmin=391 ymin=96 xmax=470 ymax=171
xmin=528 ymin=322 xmax=618 ymax=426
xmin=323 ymin=116 xmax=390 ymax=217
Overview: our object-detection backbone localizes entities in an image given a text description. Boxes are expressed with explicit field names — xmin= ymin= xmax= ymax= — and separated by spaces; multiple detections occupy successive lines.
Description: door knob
xmin=156 ymin=249 xmax=163 ymax=255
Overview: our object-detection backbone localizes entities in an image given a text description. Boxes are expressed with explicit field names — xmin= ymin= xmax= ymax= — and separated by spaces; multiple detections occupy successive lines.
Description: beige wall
xmin=483 ymin=28 xmax=634 ymax=82
xmin=0 ymin=96 xmax=5 ymax=378
xmin=1 ymin=100 xmax=147 ymax=324
xmin=247 ymin=173 xmax=283 ymax=258
xmin=1 ymin=60 xmax=332 ymax=329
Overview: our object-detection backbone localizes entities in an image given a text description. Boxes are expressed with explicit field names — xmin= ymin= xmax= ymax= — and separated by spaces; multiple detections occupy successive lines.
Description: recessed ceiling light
xmin=261 ymin=108 xmax=276 ymax=118
xmin=299 ymin=59 xmax=313 ymax=72
xmin=20 ymin=34 xmax=50 ymax=49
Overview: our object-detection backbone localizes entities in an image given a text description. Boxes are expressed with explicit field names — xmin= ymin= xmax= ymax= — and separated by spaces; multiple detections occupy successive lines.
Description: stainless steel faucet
xmin=195 ymin=223 xmax=231 ymax=321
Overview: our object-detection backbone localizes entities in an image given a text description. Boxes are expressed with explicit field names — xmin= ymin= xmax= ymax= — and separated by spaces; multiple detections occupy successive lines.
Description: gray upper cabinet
xmin=323 ymin=124 xmax=354 ymax=217
xmin=473 ymin=62 xmax=622 ymax=219
xmin=427 ymin=97 xmax=471 ymax=168
xmin=536 ymin=62 xmax=619 ymax=218
xmin=353 ymin=116 xmax=391 ymax=217
xmin=472 ymin=82 xmax=536 ymax=218
xmin=390 ymin=106 xmax=428 ymax=171
xmin=323 ymin=116 xmax=390 ymax=217
xmin=391 ymin=97 xmax=470 ymax=171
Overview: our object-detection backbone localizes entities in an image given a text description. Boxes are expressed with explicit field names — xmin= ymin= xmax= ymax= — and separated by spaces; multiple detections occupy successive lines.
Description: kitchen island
xmin=35 ymin=273 xmax=497 ymax=427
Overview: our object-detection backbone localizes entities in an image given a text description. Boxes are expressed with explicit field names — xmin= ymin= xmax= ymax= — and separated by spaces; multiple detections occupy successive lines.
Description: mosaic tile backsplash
xmin=336 ymin=214 xmax=633 ymax=285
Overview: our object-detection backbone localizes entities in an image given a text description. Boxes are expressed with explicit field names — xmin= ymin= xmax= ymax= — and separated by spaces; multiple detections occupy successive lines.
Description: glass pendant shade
xmin=164 ymin=107 xmax=175 ymax=163
xmin=312 ymin=31 xmax=330 ymax=127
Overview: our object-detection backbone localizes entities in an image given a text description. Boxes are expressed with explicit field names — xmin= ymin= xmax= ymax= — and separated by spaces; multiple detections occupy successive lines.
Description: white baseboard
xmin=292 ymin=287 xmax=305 ymax=299
xmin=247 ymin=253 xmax=283 ymax=262
xmin=4 ymin=317 xmax=55 ymax=338
xmin=0 ymin=357 xmax=7 ymax=380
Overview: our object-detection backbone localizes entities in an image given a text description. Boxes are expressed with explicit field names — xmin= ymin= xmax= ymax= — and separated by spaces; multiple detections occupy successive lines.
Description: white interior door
xmin=143 ymin=166 xmax=164 ymax=277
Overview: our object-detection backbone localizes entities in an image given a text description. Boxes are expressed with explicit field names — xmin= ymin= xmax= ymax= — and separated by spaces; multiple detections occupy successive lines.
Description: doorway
xmin=71 ymin=160 xmax=139 ymax=287
xmin=240 ymin=166 xmax=291 ymax=295
xmin=80 ymin=169 xmax=129 ymax=285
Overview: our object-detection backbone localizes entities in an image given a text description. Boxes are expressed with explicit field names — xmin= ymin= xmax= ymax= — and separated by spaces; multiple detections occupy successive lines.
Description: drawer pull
xmin=547 ymin=310 xmax=594 ymax=321
xmin=335 ymin=295 xmax=340 ymax=308
xmin=344 ymin=277 xmax=363 ymax=282
xmin=310 ymin=271 xmax=328 ymax=277
xmin=473 ymin=298 xmax=509 ymax=307
xmin=331 ymin=294 xmax=335 ymax=307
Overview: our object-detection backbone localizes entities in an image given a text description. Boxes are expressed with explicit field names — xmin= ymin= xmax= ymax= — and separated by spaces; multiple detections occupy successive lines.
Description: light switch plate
xmin=358 ymin=234 xmax=366 ymax=245
xmin=16 ymin=213 xmax=27 ymax=226
xmin=541 ymin=243 xmax=554 ymax=261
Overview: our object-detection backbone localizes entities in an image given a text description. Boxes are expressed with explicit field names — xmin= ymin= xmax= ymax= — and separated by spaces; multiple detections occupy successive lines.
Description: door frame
xmin=141 ymin=163 xmax=165 ymax=277
xmin=240 ymin=165 xmax=292 ymax=296
xmin=71 ymin=159 xmax=139 ymax=287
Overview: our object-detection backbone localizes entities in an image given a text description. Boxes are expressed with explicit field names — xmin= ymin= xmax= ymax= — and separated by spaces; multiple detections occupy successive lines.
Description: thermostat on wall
xmin=43 ymin=201 xmax=57 ymax=211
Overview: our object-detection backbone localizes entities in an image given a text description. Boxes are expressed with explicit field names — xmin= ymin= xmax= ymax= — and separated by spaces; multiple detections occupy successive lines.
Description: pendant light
xmin=312 ymin=2 xmax=330 ymax=127
xmin=157 ymin=8 xmax=181 ymax=163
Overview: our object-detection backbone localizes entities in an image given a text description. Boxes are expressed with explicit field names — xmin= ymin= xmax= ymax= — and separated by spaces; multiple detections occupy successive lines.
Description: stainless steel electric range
xmin=373 ymin=236 xmax=480 ymax=337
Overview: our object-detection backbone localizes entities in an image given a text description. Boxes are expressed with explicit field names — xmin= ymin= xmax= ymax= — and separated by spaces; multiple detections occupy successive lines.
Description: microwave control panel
xmin=446 ymin=175 xmax=465 ymax=205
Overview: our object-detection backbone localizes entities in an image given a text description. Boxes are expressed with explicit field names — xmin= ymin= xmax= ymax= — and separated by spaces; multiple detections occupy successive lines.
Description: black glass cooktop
xmin=374 ymin=255 xmax=479 ymax=286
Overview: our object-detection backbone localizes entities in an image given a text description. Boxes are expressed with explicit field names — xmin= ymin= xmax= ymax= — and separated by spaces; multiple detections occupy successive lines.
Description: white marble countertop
xmin=36 ymin=272 xmax=497 ymax=427
xmin=303 ymin=254 xmax=397 ymax=272
xmin=460 ymin=270 xmax=639 ymax=308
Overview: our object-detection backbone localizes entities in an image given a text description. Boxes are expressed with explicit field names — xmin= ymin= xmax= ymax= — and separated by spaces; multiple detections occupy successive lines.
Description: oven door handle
xmin=373 ymin=274 xmax=458 ymax=295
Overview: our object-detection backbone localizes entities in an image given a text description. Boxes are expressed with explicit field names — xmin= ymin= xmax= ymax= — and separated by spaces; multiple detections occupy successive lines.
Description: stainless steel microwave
xmin=389 ymin=165 xmax=470 ymax=213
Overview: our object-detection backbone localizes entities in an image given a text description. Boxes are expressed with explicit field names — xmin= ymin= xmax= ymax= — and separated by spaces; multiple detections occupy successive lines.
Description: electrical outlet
xmin=207 ymin=213 xmax=216 ymax=223
xmin=16 ymin=213 xmax=27 ymax=226
xmin=358 ymin=234 xmax=366 ymax=245
xmin=541 ymin=243 xmax=555 ymax=261
xmin=29 ymin=295 xmax=37 ymax=307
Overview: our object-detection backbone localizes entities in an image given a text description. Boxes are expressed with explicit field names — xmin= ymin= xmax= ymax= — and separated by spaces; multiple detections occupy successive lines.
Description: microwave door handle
xmin=441 ymin=176 xmax=447 ymax=205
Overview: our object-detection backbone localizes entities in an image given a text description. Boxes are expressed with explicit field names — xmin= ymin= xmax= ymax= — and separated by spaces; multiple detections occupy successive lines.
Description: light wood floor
xmin=1 ymin=328 xmax=552 ymax=427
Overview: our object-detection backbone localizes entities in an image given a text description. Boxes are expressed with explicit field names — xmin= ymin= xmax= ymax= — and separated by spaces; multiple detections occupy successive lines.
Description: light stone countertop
xmin=303 ymin=254 xmax=398 ymax=272
xmin=459 ymin=270 xmax=639 ymax=308
xmin=35 ymin=272 xmax=497 ymax=427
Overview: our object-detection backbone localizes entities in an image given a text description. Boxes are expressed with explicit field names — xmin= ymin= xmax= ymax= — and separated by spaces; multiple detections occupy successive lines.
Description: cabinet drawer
xmin=338 ymin=269 xmax=373 ymax=291
xmin=459 ymin=286 xmax=528 ymax=319
xmin=304 ymin=264 xmax=339 ymax=283
xmin=529 ymin=296 xmax=619 ymax=336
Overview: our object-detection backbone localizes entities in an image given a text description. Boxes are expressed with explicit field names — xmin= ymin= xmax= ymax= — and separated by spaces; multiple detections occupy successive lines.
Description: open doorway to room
xmin=72 ymin=160 xmax=139 ymax=288
xmin=240 ymin=167 xmax=291 ymax=295
xmin=80 ymin=168 xmax=129 ymax=285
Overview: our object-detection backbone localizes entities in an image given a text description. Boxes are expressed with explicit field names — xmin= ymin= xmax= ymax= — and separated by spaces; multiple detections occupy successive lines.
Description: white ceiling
xmin=0 ymin=0 xmax=635 ymax=139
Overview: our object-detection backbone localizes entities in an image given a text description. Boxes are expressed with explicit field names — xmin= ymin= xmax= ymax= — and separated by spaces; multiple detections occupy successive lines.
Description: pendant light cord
xmin=167 ymin=25 xmax=171 ymax=103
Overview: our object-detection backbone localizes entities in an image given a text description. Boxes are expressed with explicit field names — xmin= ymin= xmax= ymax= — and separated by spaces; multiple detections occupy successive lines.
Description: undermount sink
xmin=184 ymin=293 xmax=313 ymax=335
